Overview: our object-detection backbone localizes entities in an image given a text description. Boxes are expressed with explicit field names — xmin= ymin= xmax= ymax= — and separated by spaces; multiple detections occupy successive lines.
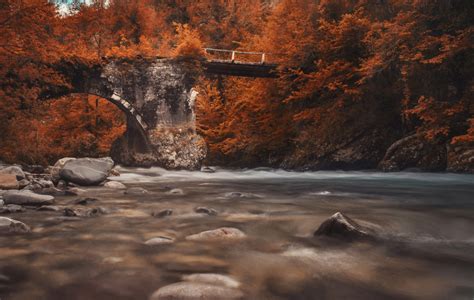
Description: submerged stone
xmin=152 ymin=209 xmax=173 ymax=218
xmin=186 ymin=227 xmax=246 ymax=242
xmin=224 ymin=192 xmax=259 ymax=199
xmin=182 ymin=273 xmax=240 ymax=289
xmin=166 ymin=188 xmax=184 ymax=195
xmin=64 ymin=207 xmax=107 ymax=217
xmin=145 ymin=236 xmax=175 ymax=245
xmin=104 ymin=181 xmax=126 ymax=189
xmin=0 ymin=204 xmax=24 ymax=214
xmin=125 ymin=187 xmax=148 ymax=195
xmin=149 ymin=282 xmax=243 ymax=300
xmin=0 ymin=217 xmax=30 ymax=233
xmin=194 ymin=207 xmax=218 ymax=216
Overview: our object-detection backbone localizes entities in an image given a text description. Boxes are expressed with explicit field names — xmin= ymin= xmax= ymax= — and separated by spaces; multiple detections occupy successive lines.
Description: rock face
xmin=282 ymin=128 xmax=399 ymax=170
xmin=3 ymin=190 xmax=54 ymax=206
xmin=314 ymin=212 xmax=373 ymax=241
xmin=59 ymin=157 xmax=114 ymax=186
xmin=447 ymin=143 xmax=474 ymax=173
xmin=378 ymin=134 xmax=447 ymax=172
xmin=0 ymin=217 xmax=30 ymax=233
xmin=0 ymin=174 xmax=19 ymax=190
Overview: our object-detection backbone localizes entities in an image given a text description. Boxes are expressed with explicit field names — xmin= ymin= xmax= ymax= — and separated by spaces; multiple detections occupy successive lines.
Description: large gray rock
xmin=314 ymin=212 xmax=374 ymax=241
xmin=59 ymin=157 xmax=114 ymax=186
xmin=0 ymin=174 xmax=18 ymax=190
xmin=149 ymin=282 xmax=243 ymax=300
xmin=0 ymin=217 xmax=30 ymax=233
xmin=3 ymin=190 xmax=54 ymax=206
xmin=0 ymin=166 xmax=25 ymax=180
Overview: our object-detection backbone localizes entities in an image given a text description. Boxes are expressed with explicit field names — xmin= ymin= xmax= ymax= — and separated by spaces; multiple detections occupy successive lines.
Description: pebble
xmin=167 ymin=188 xmax=184 ymax=195
xmin=104 ymin=181 xmax=126 ymax=189
xmin=145 ymin=236 xmax=175 ymax=245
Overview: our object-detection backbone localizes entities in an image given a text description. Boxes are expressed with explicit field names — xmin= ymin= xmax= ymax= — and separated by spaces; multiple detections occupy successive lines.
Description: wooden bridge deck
xmin=203 ymin=48 xmax=278 ymax=78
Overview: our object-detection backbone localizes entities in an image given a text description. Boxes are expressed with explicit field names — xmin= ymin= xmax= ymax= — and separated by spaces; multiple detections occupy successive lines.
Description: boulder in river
xmin=3 ymin=190 xmax=54 ymax=206
xmin=58 ymin=157 xmax=114 ymax=186
xmin=71 ymin=197 xmax=98 ymax=206
xmin=0 ymin=217 xmax=30 ymax=233
xmin=186 ymin=227 xmax=246 ymax=242
xmin=0 ymin=174 xmax=18 ymax=190
xmin=313 ymin=212 xmax=374 ymax=241
xmin=0 ymin=166 xmax=25 ymax=180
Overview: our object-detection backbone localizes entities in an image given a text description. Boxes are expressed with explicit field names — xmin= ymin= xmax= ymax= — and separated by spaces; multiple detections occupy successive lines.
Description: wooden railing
xmin=204 ymin=48 xmax=269 ymax=65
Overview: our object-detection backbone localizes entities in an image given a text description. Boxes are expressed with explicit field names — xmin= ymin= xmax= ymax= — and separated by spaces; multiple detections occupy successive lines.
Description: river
xmin=1 ymin=168 xmax=474 ymax=299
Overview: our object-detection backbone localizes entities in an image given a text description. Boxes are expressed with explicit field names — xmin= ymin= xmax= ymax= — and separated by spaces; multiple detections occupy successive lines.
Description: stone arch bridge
xmin=43 ymin=54 xmax=277 ymax=169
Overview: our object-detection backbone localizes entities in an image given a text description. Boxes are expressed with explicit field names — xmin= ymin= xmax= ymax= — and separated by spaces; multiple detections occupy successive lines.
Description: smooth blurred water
xmin=1 ymin=168 xmax=474 ymax=300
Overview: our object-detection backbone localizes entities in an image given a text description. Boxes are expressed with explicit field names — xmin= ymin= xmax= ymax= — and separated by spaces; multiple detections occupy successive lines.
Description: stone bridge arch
xmin=47 ymin=58 xmax=206 ymax=169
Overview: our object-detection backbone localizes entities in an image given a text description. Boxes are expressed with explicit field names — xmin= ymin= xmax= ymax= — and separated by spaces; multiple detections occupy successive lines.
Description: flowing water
xmin=1 ymin=168 xmax=474 ymax=300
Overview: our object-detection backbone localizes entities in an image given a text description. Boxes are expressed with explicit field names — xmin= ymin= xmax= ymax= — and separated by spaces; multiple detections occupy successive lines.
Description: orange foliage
xmin=172 ymin=24 xmax=205 ymax=59
xmin=0 ymin=0 xmax=472 ymax=166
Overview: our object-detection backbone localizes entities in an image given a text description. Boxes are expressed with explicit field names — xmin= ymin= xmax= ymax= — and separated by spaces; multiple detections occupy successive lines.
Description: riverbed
xmin=1 ymin=168 xmax=474 ymax=299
